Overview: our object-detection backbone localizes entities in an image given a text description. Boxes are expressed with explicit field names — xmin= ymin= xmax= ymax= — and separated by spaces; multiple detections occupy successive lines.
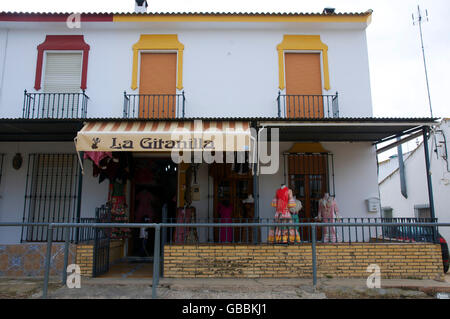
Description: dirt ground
xmin=0 ymin=275 xmax=449 ymax=299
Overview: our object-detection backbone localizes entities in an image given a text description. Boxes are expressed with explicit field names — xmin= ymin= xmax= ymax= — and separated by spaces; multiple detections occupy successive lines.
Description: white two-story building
xmin=0 ymin=4 xmax=440 ymax=279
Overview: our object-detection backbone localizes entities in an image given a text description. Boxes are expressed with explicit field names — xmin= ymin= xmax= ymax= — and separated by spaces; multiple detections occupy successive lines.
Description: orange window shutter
xmin=139 ymin=53 xmax=177 ymax=118
xmin=285 ymin=53 xmax=323 ymax=118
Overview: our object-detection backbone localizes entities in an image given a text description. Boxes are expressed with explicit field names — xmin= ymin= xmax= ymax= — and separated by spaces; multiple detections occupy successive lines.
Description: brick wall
xmin=75 ymin=243 xmax=94 ymax=276
xmin=163 ymin=243 xmax=444 ymax=280
xmin=76 ymin=240 xmax=124 ymax=277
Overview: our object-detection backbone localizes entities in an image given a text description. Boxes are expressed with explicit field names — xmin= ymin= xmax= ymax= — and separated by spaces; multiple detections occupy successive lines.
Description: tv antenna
xmin=412 ymin=5 xmax=433 ymax=118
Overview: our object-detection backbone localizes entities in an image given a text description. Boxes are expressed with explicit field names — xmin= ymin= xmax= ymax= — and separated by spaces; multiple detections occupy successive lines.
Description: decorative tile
xmin=0 ymin=243 xmax=81 ymax=277
xmin=23 ymin=254 xmax=42 ymax=271
xmin=0 ymin=254 xmax=8 ymax=270
xmin=27 ymin=245 xmax=41 ymax=252
xmin=9 ymin=256 xmax=23 ymax=269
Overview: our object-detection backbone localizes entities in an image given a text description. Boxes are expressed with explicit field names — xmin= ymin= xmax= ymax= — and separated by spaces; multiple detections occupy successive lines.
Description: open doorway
xmin=128 ymin=157 xmax=177 ymax=260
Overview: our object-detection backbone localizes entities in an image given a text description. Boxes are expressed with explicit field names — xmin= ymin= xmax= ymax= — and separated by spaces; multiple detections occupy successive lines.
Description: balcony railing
xmin=22 ymin=90 xmax=89 ymax=119
xmin=123 ymin=92 xmax=185 ymax=119
xmin=277 ymin=92 xmax=339 ymax=118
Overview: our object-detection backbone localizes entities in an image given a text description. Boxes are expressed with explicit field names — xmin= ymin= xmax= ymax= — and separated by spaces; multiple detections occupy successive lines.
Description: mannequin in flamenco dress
xmin=218 ymin=200 xmax=233 ymax=243
xmin=289 ymin=196 xmax=303 ymax=241
xmin=267 ymin=185 xmax=300 ymax=243
xmin=318 ymin=193 xmax=339 ymax=243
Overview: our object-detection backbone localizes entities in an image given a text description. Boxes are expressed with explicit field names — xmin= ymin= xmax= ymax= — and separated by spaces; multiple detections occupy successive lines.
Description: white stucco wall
xmin=177 ymin=141 xmax=380 ymax=242
xmin=378 ymin=152 xmax=413 ymax=183
xmin=259 ymin=141 xmax=380 ymax=220
xmin=0 ymin=29 xmax=8 ymax=100
xmin=0 ymin=20 xmax=377 ymax=244
xmin=0 ymin=140 xmax=379 ymax=243
xmin=0 ymin=22 xmax=372 ymax=118
xmin=0 ymin=142 xmax=108 ymax=244
xmin=379 ymin=119 xmax=450 ymax=243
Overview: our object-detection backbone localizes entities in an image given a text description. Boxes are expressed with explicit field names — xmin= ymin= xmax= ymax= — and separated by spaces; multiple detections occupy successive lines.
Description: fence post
xmin=161 ymin=204 xmax=168 ymax=277
xmin=311 ymin=224 xmax=317 ymax=289
xmin=75 ymin=154 xmax=84 ymax=244
xmin=152 ymin=225 xmax=161 ymax=299
xmin=43 ymin=225 xmax=54 ymax=299
xmin=92 ymin=208 xmax=99 ymax=277
xmin=62 ymin=227 xmax=70 ymax=285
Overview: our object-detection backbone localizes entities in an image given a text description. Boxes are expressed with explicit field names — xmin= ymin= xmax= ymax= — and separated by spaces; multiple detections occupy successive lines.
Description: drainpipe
xmin=251 ymin=121 xmax=259 ymax=243
xmin=422 ymin=126 xmax=436 ymax=220
xmin=397 ymin=137 xmax=408 ymax=199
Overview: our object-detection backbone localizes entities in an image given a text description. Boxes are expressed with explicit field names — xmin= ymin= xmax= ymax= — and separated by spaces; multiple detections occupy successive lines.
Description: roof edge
xmin=0 ymin=10 xmax=373 ymax=24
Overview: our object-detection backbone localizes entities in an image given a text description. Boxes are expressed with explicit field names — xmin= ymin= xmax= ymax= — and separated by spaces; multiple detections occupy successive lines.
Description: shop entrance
xmin=128 ymin=157 xmax=177 ymax=259
xmin=209 ymin=162 xmax=257 ymax=243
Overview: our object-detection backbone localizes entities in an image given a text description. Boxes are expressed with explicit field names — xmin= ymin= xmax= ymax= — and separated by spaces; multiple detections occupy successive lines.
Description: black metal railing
xmin=277 ymin=91 xmax=339 ymax=118
xmin=22 ymin=90 xmax=89 ymax=119
xmin=1 ymin=219 xmax=446 ymax=298
xmin=123 ymin=91 xmax=185 ymax=119
xmin=93 ymin=204 xmax=112 ymax=277
xmin=163 ymin=217 xmax=438 ymax=245
xmin=77 ymin=217 xmax=97 ymax=242
xmin=21 ymin=154 xmax=81 ymax=243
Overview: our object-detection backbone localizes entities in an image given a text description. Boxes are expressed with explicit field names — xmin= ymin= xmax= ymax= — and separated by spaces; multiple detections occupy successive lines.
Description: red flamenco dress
xmin=108 ymin=182 xmax=131 ymax=239
xmin=267 ymin=186 xmax=300 ymax=243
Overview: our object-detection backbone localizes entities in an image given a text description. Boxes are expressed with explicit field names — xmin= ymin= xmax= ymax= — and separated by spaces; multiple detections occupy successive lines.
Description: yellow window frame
xmin=277 ymin=35 xmax=330 ymax=91
xmin=131 ymin=34 xmax=184 ymax=90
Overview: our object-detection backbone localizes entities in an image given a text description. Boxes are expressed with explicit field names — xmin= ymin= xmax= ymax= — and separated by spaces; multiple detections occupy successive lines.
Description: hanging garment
xmin=84 ymin=151 xmax=112 ymax=167
xmin=135 ymin=189 xmax=157 ymax=223
xmin=267 ymin=186 xmax=300 ymax=243
xmin=318 ymin=197 xmax=339 ymax=243
xmin=174 ymin=207 xmax=198 ymax=244
xmin=94 ymin=152 xmax=132 ymax=184
xmin=218 ymin=203 xmax=233 ymax=243
xmin=108 ymin=182 xmax=131 ymax=240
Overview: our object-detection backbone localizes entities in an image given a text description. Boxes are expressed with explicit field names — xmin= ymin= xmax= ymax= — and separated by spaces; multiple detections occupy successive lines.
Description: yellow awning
xmin=75 ymin=120 xmax=252 ymax=152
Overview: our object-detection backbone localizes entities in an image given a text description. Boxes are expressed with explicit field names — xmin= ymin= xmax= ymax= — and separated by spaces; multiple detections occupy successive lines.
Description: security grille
xmin=21 ymin=154 xmax=80 ymax=242
xmin=284 ymin=153 xmax=335 ymax=219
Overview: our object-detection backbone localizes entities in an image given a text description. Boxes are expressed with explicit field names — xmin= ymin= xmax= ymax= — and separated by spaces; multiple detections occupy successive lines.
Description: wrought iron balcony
xmin=123 ymin=91 xmax=185 ymax=119
xmin=22 ymin=90 xmax=89 ymax=119
xmin=277 ymin=92 xmax=339 ymax=118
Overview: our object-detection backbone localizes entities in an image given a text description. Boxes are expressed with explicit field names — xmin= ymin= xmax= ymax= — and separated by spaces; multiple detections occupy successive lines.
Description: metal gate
xmin=93 ymin=204 xmax=111 ymax=277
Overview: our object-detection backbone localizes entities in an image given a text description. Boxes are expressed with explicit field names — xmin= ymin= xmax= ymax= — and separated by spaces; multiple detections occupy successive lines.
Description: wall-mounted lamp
xmin=13 ymin=153 xmax=23 ymax=170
